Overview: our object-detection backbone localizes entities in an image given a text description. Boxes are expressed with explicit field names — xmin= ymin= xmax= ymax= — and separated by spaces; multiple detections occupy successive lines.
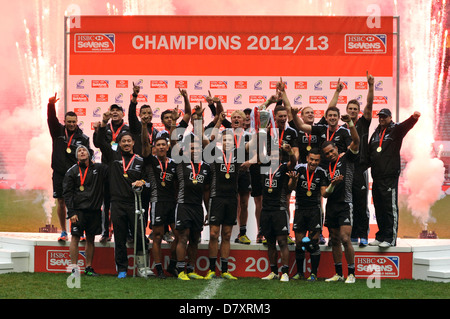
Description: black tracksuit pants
xmin=372 ymin=176 xmax=399 ymax=246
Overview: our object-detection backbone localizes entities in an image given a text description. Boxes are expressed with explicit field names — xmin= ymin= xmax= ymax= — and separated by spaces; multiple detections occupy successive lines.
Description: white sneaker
xmin=137 ymin=267 xmax=155 ymax=277
xmin=369 ymin=240 xmax=382 ymax=246
xmin=325 ymin=274 xmax=344 ymax=282
xmin=262 ymin=272 xmax=279 ymax=280
xmin=280 ymin=273 xmax=289 ymax=282
xmin=345 ymin=274 xmax=356 ymax=284
xmin=379 ymin=241 xmax=392 ymax=248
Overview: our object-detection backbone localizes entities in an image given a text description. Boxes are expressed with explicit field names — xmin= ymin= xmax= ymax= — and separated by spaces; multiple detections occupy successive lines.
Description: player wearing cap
xmin=368 ymin=108 xmax=420 ymax=248
xmin=288 ymin=148 xmax=328 ymax=281
xmin=63 ymin=145 xmax=108 ymax=277
xmin=93 ymin=104 xmax=130 ymax=243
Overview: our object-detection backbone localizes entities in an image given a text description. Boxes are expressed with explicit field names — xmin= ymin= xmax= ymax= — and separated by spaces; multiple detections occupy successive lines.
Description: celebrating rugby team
xmin=48 ymin=73 xmax=420 ymax=283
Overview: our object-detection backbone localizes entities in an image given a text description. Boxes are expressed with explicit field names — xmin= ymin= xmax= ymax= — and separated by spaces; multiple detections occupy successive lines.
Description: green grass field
xmin=0 ymin=272 xmax=448 ymax=300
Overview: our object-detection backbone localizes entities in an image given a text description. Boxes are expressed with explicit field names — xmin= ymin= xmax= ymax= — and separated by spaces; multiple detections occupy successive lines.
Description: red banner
xmin=70 ymin=16 xmax=394 ymax=76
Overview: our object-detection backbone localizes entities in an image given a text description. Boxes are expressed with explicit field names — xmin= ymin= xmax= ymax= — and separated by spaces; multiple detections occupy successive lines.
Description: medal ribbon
xmin=157 ymin=157 xmax=168 ymax=183
xmin=110 ymin=122 xmax=125 ymax=143
xmin=78 ymin=163 xmax=89 ymax=188
xmin=234 ymin=129 xmax=243 ymax=148
xmin=122 ymin=154 xmax=136 ymax=176
xmin=222 ymin=151 xmax=233 ymax=175
xmin=306 ymin=167 xmax=315 ymax=193
xmin=190 ymin=161 xmax=202 ymax=181
xmin=378 ymin=128 xmax=387 ymax=150
xmin=305 ymin=132 xmax=311 ymax=147
xmin=327 ymin=127 xmax=337 ymax=142
xmin=329 ymin=155 xmax=341 ymax=180
xmin=278 ymin=128 xmax=285 ymax=148
xmin=66 ymin=128 xmax=74 ymax=150
xmin=269 ymin=164 xmax=282 ymax=189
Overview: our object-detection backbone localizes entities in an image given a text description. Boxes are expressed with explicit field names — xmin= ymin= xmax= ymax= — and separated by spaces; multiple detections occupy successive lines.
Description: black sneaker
xmin=157 ymin=269 xmax=167 ymax=279
xmin=84 ymin=266 xmax=99 ymax=276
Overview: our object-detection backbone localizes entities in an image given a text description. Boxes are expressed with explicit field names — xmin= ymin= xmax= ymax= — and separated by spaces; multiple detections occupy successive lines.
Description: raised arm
xmin=328 ymin=78 xmax=344 ymax=108
xmin=128 ymin=82 xmax=141 ymax=134
xmin=141 ymin=115 xmax=153 ymax=158
xmin=290 ymin=107 xmax=312 ymax=134
xmin=340 ymin=114 xmax=359 ymax=152
xmin=363 ymin=71 xmax=374 ymax=121
xmin=178 ymin=88 xmax=191 ymax=124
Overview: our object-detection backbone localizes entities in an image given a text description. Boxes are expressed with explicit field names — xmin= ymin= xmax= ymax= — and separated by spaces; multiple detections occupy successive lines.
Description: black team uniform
xmin=96 ymin=126 xmax=147 ymax=276
xmin=368 ymin=114 xmax=418 ymax=247
xmin=292 ymin=163 xmax=328 ymax=278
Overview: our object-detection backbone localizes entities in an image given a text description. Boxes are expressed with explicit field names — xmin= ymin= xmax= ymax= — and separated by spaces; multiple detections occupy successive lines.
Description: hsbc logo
xmin=356 ymin=255 xmax=400 ymax=277
xmin=345 ymin=34 xmax=387 ymax=54
xmin=74 ymin=33 xmax=115 ymax=53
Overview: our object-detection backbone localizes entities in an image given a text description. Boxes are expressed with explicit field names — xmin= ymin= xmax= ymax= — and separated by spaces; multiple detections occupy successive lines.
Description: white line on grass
xmin=196 ymin=279 xmax=223 ymax=299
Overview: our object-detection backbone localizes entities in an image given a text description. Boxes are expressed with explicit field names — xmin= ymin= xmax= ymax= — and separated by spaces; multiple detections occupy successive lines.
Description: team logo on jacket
xmin=345 ymin=34 xmax=387 ymax=54
xmin=74 ymin=33 xmax=115 ymax=53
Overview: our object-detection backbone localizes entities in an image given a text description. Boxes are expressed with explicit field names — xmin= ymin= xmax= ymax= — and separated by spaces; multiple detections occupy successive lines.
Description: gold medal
xmin=79 ymin=185 xmax=84 ymax=191
xmin=225 ymin=173 xmax=230 ymax=179
xmin=306 ymin=190 xmax=312 ymax=197
xmin=306 ymin=145 xmax=312 ymax=151
xmin=193 ymin=179 xmax=198 ymax=185
xmin=268 ymin=188 xmax=273 ymax=193
xmin=377 ymin=146 xmax=382 ymax=153
xmin=123 ymin=173 xmax=128 ymax=178
xmin=66 ymin=148 xmax=71 ymax=154
xmin=161 ymin=181 xmax=166 ymax=187
xmin=111 ymin=141 xmax=115 ymax=146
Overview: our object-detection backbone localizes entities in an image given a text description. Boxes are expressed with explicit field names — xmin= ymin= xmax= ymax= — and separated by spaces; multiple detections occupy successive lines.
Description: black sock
xmin=271 ymin=264 xmax=278 ymax=274
xmin=281 ymin=265 xmax=288 ymax=274
xmin=311 ymin=254 xmax=320 ymax=275
xmin=348 ymin=263 xmax=355 ymax=276
xmin=335 ymin=263 xmax=343 ymax=276
xmin=176 ymin=261 xmax=185 ymax=274
xmin=221 ymin=257 xmax=228 ymax=273
xmin=209 ymin=257 xmax=217 ymax=271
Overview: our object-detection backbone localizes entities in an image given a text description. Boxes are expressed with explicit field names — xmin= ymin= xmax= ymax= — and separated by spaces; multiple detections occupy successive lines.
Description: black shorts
xmin=52 ymin=171 xmax=65 ymax=199
xmin=249 ymin=164 xmax=263 ymax=197
xmin=325 ymin=203 xmax=353 ymax=229
xmin=208 ymin=197 xmax=238 ymax=226
xmin=70 ymin=209 xmax=102 ymax=236
xmin=260 ymin=208 xmax=290 ymax=238
xmin=175 ymin=203 xmax=204 ymax=231
xmin=150 ymin=201 xmax=176 ymax=227
xmin=238 ymin=171 xmax=251 ymax=193
xmin=293 ymin=205 xmax=323 ymax=233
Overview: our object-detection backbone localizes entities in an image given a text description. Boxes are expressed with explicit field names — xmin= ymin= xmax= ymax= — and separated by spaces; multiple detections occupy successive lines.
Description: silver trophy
xmin=258 ymin=104 xmax=271 ymax=130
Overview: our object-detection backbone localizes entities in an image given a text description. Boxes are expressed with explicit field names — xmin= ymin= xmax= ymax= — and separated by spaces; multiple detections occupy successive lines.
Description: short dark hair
xmin=65 ymin=111 xmax=77 ymax=118
xmin=153 ymin=136 xmax=168 ymax=146
xmin=139 ymin=104 xmax=152 ymax=113
xmin=325 ymin=106 xmax=340 ymax=117
xmin=307 ymin=147 xmax=321 ymax=156
xmin=274 ymin=104 xmax=287 ymax=115
xmin=118 ymin=131 xmax=134 ymax=142
xmin=346 ymin=99 xmax=360 ymax=110
xmin=161 ymin=109 xmax=172 ymax=119
xmin=321 ymin=140 xmax=336 ymax=150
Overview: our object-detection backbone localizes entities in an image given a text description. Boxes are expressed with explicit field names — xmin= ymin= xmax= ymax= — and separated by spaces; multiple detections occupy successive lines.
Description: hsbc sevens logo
xmin=345 ymin=34 xmax=386 ymax=54
xmin=75 ymin=33 xmax=115 ymax=53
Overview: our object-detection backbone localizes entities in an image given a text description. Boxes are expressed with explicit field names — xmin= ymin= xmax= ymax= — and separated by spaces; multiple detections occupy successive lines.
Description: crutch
xmin=132 ymin=185 xmax=147 ymax=278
